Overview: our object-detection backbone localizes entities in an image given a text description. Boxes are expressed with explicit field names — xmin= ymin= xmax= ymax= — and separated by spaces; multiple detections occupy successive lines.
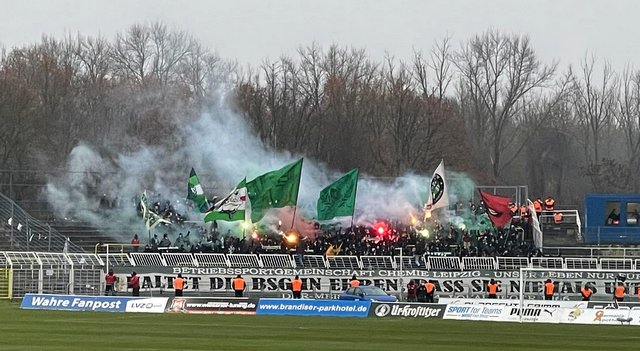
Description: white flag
xmin=528 ymin=199 xmax=543 ymax=249
xmin=425 ymin=160 xmax=449 ymax=211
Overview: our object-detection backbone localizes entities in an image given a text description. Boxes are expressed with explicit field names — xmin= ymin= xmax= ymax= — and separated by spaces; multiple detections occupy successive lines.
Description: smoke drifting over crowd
xmin=44 ymin=96 xmax=478 ymax=239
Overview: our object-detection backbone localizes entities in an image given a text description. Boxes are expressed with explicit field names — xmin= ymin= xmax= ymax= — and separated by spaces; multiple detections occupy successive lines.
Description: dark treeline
xmin=1 ymin=22 xmax=639 ymax=210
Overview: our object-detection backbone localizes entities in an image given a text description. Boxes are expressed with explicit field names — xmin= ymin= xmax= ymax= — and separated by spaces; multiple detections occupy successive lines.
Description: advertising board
xmin=559 ymin=307 xmax=640 ymax=325
xmin=21 ymin=294 xmax=169 ymax=313
xmin=369 ymin=303 xmax=445 ymax=318
xmin=256 ymin=299 xmax=370 ymax=317
xmin=438 ymin=298 xmax=588 ymax=309
xmin=166 ymin=297 xmax=257 ymax=314
xmin=124 ymin=298 xmax=169 ymax=313
xmin=443 ymin=304 xmax=505 ymax=321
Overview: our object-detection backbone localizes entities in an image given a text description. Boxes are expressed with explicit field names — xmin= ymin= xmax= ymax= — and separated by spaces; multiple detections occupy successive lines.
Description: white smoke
xmin=44 ymin=95 xmax=477 ymax=241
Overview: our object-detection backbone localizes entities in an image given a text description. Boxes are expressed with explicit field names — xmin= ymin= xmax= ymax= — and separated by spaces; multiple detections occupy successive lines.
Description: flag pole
xmin=350 ymin=169 xmax=360 ymax=230
xmin=290 ymin=159 xmax=304 ymax=230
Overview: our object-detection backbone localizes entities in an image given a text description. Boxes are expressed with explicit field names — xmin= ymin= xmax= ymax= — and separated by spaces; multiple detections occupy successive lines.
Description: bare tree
xmin=0 ymin=55 xmax=38 ymax=169
xmin=379 ymin=57 xmax=453 ymax=174
xmin=455 ymin=29 xmax=557 ymax=180
xmin=178 ymin=42 xmax=227 ymax=102
xmin=75 ymin=34 xmax=112 ymax=85
xmin=412 ymin=36 xmax=453 ymax=99
xmin=571 ymin=56 xmax=619 ymax=166
xmin=112 ymin=24 xmax=153 ymax=86
xmin=616 ymin=65 xmax=640 ymax=191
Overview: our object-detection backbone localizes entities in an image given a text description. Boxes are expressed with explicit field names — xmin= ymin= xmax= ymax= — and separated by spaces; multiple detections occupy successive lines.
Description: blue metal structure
xmin=584 ymin=194 xmax=640 ymax=244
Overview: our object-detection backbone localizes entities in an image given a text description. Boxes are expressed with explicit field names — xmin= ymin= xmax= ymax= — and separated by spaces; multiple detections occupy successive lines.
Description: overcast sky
xmin=1 ymin=0 xmax=639 ymax=70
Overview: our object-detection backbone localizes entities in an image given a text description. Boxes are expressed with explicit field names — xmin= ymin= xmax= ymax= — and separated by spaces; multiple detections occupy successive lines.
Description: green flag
xmin=187 ymin=168 xmax=210 ymax=213
xmin=317 ymin=168 xmax=359 ymax=221
xmin=204 ymin=178 xmax=249 ymax=222
xmin=246 ymin=159 xmax=303 ymax=222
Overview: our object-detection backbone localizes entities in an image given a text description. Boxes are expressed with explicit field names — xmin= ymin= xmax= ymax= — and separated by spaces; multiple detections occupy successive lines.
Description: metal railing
xmin=0 ymin=192 xmax=84 ymax=253
xmin=541 ymin=246 xmax=640 ymax=257
xmin=2 ymin=251 xmax=639 ymax=271
xmin=2 ymin=251 xmax=640 ymax=298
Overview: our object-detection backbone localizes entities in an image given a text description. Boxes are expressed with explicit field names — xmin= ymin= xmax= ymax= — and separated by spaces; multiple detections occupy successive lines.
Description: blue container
xmin=584 ymin=194 xmax=640 ymax=244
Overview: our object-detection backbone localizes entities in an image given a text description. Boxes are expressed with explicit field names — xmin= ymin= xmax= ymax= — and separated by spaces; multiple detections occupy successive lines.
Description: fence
xmin=0 ymin=268 xmax=11 ymax=299
xmin=2 ymin=251 xmax=640 ymax=299
xmin=3 ymin=251 xmax=103 ymax=298
xmin=0 ymin=192 xmax=84 ymax=252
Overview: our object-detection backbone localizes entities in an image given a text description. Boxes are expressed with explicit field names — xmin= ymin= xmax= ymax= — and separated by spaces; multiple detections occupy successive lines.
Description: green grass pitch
xmin=1 ymin=300 xmax=639 ymax=351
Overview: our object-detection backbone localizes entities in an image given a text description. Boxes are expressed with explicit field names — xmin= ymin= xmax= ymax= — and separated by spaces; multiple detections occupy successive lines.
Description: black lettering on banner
xmin=510 ymin=308 xmax=541 ymax=317
xmin=329 ymin=278 xmax=342 ymax=291
xmin=110 ymin=268 xmax=635 ymax=299
xmin=308 ymin=278 xmax=322 ymax=291
xmin=509 ymin=280 xmax=519 ymax=293
xmin=369 ymin=303 xmax=446 ymax=318
xmin=210 ymin=277 xmax=224 ymax=290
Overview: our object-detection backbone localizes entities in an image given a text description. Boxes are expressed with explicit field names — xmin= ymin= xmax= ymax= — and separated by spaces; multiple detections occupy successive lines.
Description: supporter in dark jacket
xmin=406 ymin=280 xmax=418 ymax=302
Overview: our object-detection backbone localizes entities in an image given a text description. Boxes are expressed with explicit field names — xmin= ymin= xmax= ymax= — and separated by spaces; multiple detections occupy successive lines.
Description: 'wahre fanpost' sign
xmin=111 ymin=267 xmax=640 ymax=299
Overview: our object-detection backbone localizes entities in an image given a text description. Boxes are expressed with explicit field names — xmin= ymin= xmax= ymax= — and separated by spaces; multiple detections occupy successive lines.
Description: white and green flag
xmin=187 ymin=168 xmax=210 ymax=213
xmin=424 ymin=159 xmax=449 ymax=211
xmin=204 ymin=178 xmax=250 ymax=222
xmin=140 ymin=191 xmax=171 ymax=230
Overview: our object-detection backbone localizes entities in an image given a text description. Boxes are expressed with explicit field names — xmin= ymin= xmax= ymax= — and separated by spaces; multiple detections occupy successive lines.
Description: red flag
xmin=479 ymin=190 xmax=513 ymax=228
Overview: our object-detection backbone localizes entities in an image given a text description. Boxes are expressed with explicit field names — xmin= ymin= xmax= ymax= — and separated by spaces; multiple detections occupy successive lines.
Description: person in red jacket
xmin=131 ymin=234 xmax=140 ymax=252
xmin=406 ymin=280 xmax=418 ymax=302
xmin=105 ymin=270 xmax=118 ymax=296
xmin=130 ymin=272 xmax=140 ymax=297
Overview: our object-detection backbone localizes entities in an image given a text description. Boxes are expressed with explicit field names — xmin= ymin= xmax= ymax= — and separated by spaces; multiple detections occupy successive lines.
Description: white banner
xmin=559 ymin=307 xmax=640 ymax=325
xmin=443 ymin=304 xmax=561 ymax=323
xmin=443 ymin=304 xmax=505 ymax=321
xmin=499 ymin=306 xmax=560 ymax=323
xmin=442 ymin=302 xmax=640 ymax=326
xmin=438 ymin=298 xmax=588 ymax=309
xmin=124 ymin=298 xmax=169 ymax=313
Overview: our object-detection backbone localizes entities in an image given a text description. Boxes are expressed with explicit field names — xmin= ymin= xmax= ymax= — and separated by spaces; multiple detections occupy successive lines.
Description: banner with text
xmin=369 ymin=302 xmax=446 ymax=318
xmin=558 ymin=307 xmax=640 ymax=325
xmin=438 ymin=298 xmax=589 ymax=309
xmin=256 ymin=298 xmax=370 ymax=317
xmin=20 ymin=294 xmax=168 ymax=313
xmin=166 ymin=297 xmax=257 ymax=314
xmin=111 ymin=267 xmax=640 ymax=300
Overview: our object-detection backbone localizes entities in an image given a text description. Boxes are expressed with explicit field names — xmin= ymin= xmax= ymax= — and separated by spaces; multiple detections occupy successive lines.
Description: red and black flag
xmin=479 ymin=190 xmax=513 ymax=228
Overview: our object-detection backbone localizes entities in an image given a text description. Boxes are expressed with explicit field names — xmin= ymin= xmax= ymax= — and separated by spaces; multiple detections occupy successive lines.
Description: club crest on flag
xmin=425 ymin=160 xmax=449 ymax=211
xmin=204 ymin=178 xmax=250 ymax=223
xmin=216 ymin=188 xmax=247 ymax=218
xmin=430 ymin=173 xmax=445 ymax=205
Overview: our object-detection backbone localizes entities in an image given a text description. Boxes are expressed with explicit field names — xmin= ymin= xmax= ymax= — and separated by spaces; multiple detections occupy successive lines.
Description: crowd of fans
xmin=128 ymin=198 xmax=544 ymax=259
xmin=98 ymin=193 xmax=190 ymax=225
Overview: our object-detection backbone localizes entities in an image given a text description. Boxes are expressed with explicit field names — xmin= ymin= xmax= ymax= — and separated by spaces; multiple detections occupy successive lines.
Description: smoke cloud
xmin=44 ymin=95 xmax=478 ymax=241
